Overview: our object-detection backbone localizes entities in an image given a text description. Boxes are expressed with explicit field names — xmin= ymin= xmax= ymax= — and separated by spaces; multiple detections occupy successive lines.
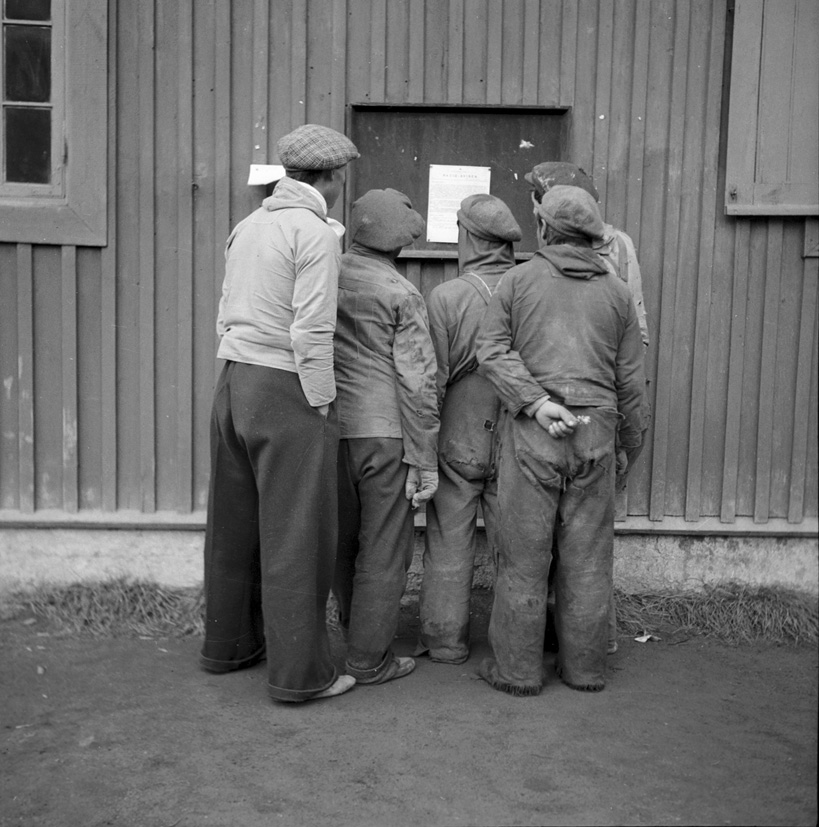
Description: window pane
xmin=5 ymin=106 xmax=50 ymax=183
xmin=4 ymin=25 xmax=51 ymax=102
xmin=5 ymin=1 xmax=51 ymax=22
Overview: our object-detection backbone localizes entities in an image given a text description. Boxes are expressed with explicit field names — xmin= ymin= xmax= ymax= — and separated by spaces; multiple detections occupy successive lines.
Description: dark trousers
xmin=488 ymin=407 xmax=618 ymax=692
xmin=334 ymin=437 xmax=414 ymax=682
xmin=201 ymin=362 xmax=339 ymax=702
xmin=419 ymin=463 xmax=500 ymax=663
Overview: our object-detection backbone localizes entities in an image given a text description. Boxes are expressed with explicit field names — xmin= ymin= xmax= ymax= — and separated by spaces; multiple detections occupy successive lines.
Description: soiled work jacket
xmin=476 ymin=244 xmax=648 ymax=450
xmin=334 ymin=245 xmax=439 ymax=471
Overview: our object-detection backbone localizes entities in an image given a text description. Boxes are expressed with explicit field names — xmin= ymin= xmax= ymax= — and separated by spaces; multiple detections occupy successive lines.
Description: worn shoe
xmin=311 ymin=674 xmax=356 ymax=699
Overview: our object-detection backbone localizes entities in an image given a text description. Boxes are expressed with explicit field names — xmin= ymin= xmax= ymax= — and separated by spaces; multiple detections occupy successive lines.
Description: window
xmin=725 ymin=0 xmax=819 ymax=216
xmin=0 ymin=0 xmax=106 ymax=245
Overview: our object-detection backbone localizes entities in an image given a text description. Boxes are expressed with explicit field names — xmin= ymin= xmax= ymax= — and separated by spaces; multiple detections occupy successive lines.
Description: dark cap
xmin=457 ymin=194 xmax=522 ymax=243
xmin=535 ymin=185 xmax=605 ymax=241
xmin=277 ymin=124 xmax=360 ymax=171
xmin=524 ymin=162 xmax=599 ymax=202
xmin=350 ymin=189 xmax=425 ymax=252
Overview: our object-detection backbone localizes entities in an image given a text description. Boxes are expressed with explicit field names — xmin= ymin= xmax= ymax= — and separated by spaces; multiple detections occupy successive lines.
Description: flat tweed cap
xmin=536 ymin=184 xmax=605 ymax=241
xmin=277 ymin=124 xmax=360 ymax=170
xmin=350 ymin=189 xmax=425 ymax=252
xmin=524 ymin=162 xmax=600 ymax=202
xmin=457 ymin=193 xmax=522 ymax=243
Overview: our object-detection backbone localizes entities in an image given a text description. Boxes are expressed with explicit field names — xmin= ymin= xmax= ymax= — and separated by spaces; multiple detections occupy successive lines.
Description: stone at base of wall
xmin=0 ymin=528 xmax=816 ymax=596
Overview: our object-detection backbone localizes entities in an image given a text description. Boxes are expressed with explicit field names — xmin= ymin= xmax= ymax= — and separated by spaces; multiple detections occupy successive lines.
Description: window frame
xmin=0 ymin=0 xmax=107 ymax=245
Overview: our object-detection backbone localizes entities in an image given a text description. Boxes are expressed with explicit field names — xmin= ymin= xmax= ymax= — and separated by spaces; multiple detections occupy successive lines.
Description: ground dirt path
xmin=1 ymin=612 xmax=816 ymax=827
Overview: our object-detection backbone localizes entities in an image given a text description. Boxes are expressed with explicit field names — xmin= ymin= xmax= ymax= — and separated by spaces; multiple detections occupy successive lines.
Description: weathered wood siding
xmin=0 ymin=0 xmax=816 ymax=529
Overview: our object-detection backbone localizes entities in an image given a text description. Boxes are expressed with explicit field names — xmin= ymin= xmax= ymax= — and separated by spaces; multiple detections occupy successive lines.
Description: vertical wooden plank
xmin=625 ymin=0 xmax=650 ymax=251
xmin=462 ymin=0 xmax=487 ymax=104
xmin=17 ymin=244 xmax=35 ymax=513
xmin=753 ymin=220 xmax=783 ymax=522
xmin=592 ymin=0 xmax=613 ymax=204
xmin=537 ymin=0 xmax=562 ymax=106
xmin=407 ymin=0 xmax=424 ymax=102
xmin=649 ymin=0 xmax=689 ymax=520
xmin=604 ymin=0 xmax=634 ymax=230
xmin=213 ymin=0 xmax=231 ymax=387
xmin=485 ymin=0 xmax=503 ymax=104
xmin=423 ymin=1 xmax=448 ymax=103
xmin=369 ymin=0 xmax=387 ymax=102
xmin=384 ymin=0 xmax=409 ymax=104
xmin=291 ymin=0 xmax=308 ymax=123
xmin=176 ymin=0 xmax=194 ymax=513
xmin=787 ymin=223 xmax=818 ymax=521
xmin=521 ymin=0 xmax=540 ymax=105
xmin=720 ymin=223 xmax=750 ymax=522
xmin=684 ymin=0 xmax=723 ymax=521
xmin=100 ymin=0 xmax=118 ymax=511
xmin=330 ymin=0 xmax=348 ymax=127
xmin=447 ymin=0 xmax=464 ymax=103
xmin=572 ymin=0 xmax=599 ymax=170
xmin=61 ymin=247 xmax=79 ymax=513
xmin=138 ymin=0 xmax=156 ymax=512
xmin=251 ymin=0 xmax=270 ymax=162
xmin=558 ymin=0 xmax=577 ymax=107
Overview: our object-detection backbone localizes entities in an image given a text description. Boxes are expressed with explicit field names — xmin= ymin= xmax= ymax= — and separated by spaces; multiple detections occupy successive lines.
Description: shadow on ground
xmin=1 ymin=597 xmax=816 ymax=827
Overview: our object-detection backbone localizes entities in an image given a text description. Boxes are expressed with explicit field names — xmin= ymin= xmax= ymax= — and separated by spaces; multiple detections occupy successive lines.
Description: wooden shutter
xmin=725 ymin=0 xmax=819 ymax=216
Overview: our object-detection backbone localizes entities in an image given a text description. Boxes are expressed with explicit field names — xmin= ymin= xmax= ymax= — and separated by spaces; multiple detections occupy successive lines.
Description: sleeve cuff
xmin=523 ymin=394 xmax=551 ymax=417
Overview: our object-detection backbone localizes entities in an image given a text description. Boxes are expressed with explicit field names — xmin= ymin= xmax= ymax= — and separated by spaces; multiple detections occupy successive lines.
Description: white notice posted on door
xmin=426 ymin=165 xmax=492 ymax=243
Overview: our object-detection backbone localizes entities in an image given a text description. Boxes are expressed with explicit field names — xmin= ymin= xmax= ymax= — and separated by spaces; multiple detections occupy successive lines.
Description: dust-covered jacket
xmin=476 ymin=244 xmax=648 ymax=451
xmin=333 ymin=244 xmax=439 ymax=470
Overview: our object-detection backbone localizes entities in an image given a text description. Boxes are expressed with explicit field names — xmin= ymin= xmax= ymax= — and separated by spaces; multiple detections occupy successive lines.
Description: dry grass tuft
xmin=614 ymin=583 xmax=818 ymax=646
xmin=5 ymin=578 xmax=817 ymax=646
xmin=10 ymin=578 xmax=205 ymax=638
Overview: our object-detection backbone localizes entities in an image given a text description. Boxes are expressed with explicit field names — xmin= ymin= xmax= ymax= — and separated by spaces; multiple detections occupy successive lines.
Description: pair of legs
xmin=201 ymin=362 xmax=351 ymax=701
xmin=334 ymin=437 xmax=415 ymax=684
xmin=418 ymin=460 xmax=500 ymax=664
xmin=479 ymin=407 xmax=617 ymax=696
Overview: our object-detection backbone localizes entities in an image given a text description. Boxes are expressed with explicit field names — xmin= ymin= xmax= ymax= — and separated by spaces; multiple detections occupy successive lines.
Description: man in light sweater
xmin=200 ymin=124 xmax=359 ymax=703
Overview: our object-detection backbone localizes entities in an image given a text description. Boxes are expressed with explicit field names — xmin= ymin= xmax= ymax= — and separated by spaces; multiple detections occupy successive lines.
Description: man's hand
xmin=533 ymin=399 xmax=579 ymax=439
xmin=316 ymin=404 xmax=329 ymax=417
xmin=405 ymin=467 xmax=438 ymax=510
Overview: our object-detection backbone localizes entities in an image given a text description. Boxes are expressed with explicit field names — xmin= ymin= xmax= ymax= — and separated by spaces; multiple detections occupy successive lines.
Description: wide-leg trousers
xmin=485 ymin=406 xmax=617 ymax=693
xmin=201 ymin=362 xmax=340 ymax=702
xmin=419 ymin=463 xmax=500 ymax=663
xmin=333 ymin=437 xmax=414 ymax=682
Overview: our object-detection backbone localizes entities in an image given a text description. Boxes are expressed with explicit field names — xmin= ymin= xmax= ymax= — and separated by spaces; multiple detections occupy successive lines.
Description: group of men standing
xmin=200 ymin=123 xmax=650 ymax=703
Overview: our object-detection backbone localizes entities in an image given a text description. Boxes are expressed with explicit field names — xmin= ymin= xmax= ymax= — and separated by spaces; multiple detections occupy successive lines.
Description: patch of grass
xmin=8 ymin=578 xmax=205 ymax=638
xmin=4 ymin=578 xmax=817 ymax=646
xmin=614 ymin=583 xmax=819 ymax=646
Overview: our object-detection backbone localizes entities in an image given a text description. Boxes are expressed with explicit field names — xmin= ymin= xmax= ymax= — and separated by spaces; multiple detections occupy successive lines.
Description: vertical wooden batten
xmin=100 ymin=0 xmax=118 ymax=511
xmin=138 ymin=0 xmax=156 ymax=512
xmin=251 ymin=0 xmax=270 ymax=163
xmin=16 ymin=244 xmax=35 ymax=513
xmin=176 ymin=0 xmax=194 ymax=513
xmin=213 ymin=0 xmax=231 ymax=388
xmin=61 ymin=246 xmax=79 ymax=513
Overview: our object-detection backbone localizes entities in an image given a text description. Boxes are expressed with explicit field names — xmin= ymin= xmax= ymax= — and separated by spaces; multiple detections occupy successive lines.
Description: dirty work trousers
xmin=334 ymin=437 xmax=415 ymax=682
xmin=201 ymin=362 xmax=340 ymax=702
xmin=485 ymin=406 xmax=618 ymax=694
xmin=419 ymin=464 xmax=500 ymax=663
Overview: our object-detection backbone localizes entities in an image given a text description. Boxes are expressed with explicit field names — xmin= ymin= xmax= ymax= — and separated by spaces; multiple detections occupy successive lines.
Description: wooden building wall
xmin=0 ymin=0 xmax=816 ymax=533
